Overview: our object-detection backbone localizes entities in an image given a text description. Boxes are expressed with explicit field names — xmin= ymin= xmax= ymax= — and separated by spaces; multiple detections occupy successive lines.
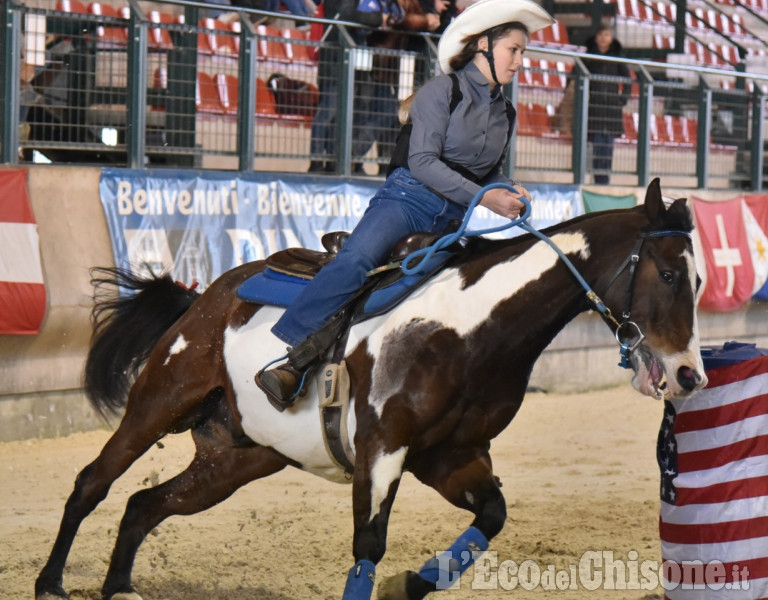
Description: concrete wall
xmin=1 ymin=165 xmax=766 ymax=441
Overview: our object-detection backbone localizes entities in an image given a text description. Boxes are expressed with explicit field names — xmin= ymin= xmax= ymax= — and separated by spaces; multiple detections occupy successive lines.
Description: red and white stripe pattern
xmin=659 ymin=356 xmax=768 ymax=599
xmin=0 ymin=169 xmax=46 ymax=334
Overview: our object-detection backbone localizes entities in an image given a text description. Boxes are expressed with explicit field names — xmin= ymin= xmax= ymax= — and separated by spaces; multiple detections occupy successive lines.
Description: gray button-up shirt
xmin=408 ymin=62 xmax=515 ymax=206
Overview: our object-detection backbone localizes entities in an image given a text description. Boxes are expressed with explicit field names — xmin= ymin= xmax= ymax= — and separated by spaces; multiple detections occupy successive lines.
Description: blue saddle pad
xmin=237 ymin=250 xmax=454 ymax=318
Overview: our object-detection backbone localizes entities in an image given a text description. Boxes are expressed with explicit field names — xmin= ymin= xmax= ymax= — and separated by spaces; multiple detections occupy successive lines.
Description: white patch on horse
xmin=661 ymin=247 xmax=707 ymax=392
xmin=163 ymin=334 xmax=188 ymax=365
xmin=369 ymin=446 xmax=408 ymax=522
xmin=351 ymin=232 xmax=590 ymax=414
xmin=224 ymin=308 xmax=357 ymax=484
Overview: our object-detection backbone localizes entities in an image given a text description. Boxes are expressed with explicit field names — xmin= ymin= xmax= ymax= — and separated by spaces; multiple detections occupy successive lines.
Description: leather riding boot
xmin=255 ymin=364 xmax=304 ymax=412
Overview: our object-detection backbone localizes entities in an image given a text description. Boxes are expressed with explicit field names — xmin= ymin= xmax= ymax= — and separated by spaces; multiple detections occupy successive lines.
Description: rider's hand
xmin=479 ymin=185 xmax=530 ymax=219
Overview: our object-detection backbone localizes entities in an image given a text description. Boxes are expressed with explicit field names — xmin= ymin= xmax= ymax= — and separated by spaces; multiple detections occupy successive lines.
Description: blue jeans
xmin=272 ymin=168 xmax=467 ymax=346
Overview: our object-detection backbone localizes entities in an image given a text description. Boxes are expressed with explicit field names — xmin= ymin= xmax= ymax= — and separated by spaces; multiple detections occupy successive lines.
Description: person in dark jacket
xmin=582 ymin=24 xmax=631 ymax=185
xmin=308 ymin=0 xmax=404 ymax=173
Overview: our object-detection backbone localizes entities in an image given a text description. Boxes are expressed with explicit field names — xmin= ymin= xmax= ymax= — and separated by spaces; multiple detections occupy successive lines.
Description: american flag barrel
xmin=658 ymin=342 xmax=768 ymax=599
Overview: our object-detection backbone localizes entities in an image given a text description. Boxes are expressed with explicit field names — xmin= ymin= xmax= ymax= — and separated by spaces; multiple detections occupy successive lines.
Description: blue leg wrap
xmin=341 ymin=559 xmax=376 ymax=600
xmin=418 ymin=526 xmax=489 ymax=590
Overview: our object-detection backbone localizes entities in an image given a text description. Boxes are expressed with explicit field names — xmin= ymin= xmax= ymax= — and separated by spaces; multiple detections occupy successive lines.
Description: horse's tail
xmin=84 ymin=266 xmax=201 ymax=418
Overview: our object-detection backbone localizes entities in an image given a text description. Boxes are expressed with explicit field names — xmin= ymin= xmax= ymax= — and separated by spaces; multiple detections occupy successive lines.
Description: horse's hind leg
xmin=378 ymin=446 xmax=505 ymax=600
xmin=35 ymin=409 xmax=176 ymax=600
xmin=100 ymin=424 xmax=287 ymax=600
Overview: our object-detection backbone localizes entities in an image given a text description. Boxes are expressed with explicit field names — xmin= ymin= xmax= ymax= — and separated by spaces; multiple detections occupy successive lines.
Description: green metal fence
xmin=1 ymin=0 xmax=767 ymax=189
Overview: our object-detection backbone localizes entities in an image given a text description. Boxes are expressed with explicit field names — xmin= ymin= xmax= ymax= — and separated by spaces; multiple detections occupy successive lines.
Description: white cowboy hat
xmin=438 ymin=0 xmax=555 ymax=73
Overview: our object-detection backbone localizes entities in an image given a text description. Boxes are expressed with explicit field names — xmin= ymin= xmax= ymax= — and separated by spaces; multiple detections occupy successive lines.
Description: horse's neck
xmin=458 ymin=224 xmax=634 ymax=364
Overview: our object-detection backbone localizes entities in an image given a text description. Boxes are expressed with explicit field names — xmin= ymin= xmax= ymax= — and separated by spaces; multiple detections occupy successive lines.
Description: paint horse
xmin=36 ymin=178 xmax=706 ymax=600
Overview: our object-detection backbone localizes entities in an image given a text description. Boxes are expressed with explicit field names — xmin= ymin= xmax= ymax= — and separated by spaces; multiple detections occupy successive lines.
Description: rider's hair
xmin=448 ymin=21 xmax=530 ymax=73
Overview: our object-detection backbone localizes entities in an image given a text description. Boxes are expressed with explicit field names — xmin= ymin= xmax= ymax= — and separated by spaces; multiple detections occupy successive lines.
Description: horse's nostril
xmin=677 ymin=366 xmax=702 ymax=391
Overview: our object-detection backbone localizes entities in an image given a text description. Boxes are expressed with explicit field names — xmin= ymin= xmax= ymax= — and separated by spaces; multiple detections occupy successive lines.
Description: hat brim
xmin=438 ymin=0 xmax=555 ymax=73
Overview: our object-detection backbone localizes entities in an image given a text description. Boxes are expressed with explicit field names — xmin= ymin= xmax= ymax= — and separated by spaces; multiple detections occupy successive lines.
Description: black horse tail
xmin=84 ymin=266 xmax=201 ymax=418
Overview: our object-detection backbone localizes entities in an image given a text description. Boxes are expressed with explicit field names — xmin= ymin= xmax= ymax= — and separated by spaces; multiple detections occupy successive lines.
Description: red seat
xmin=255 ymin=78 xmax=279 ymax=118
xmin=529 ymin=103 xmax=555 ymax=136
xmin=153 ymin=66 xmax=167 ymax=89
xmin=148 ymin=11 xmax=174 ymax=50
xmin=216 ymin=73 xmax=239 ymax=116
xmin=198 ymin=18 xmax=237 ymax=56
xmin=230 ymin=20 xmax=241 ymax=53
xmin=56 ymin=0 xmax=88 ymax=13
xmin=257 ymin=24 xmax=289 ymax=63
xmin=516 ymin=103 xmax=537 ymax=136
xmin=88 ymin=2 xmax=128 ymax=46
xmin=620 ymin=112 xmax=638 ymax=142
xmin=282 ymin=28 xmax=315 ymax=65
xmin=196 ymin=72 xmax=224 ymax=114
xmin=520 ymin=57 xmax=548 ymax=87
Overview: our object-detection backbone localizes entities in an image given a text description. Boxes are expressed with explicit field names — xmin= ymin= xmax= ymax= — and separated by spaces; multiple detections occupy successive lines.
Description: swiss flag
xmin=692 ymin=196 xmax=755 ymax=312
xmin=0 ymin=169 xmax=46 ymax=334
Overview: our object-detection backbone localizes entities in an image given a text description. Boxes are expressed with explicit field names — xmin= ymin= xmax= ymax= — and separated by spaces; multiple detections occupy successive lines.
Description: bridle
xmin=593 ymin=229 xmax=693 ymax=369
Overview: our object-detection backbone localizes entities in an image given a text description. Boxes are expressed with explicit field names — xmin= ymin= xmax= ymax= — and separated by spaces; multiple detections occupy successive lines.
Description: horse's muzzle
xmin=676 ymin=365 xmax=707 ymax=394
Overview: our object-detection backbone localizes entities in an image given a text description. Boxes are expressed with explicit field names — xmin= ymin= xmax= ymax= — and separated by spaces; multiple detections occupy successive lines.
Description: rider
xmin=256 ymin=0 xmax=554 ymax=411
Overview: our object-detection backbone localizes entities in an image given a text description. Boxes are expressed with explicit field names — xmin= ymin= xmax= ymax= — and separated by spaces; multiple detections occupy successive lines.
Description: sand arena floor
xmin=2 ymin=383 xmax=666 ymax=600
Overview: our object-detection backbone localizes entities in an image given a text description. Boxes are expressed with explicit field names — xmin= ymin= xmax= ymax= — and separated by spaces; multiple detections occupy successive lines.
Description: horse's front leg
xmin=340 ymin=438 xmax=408 ymax=600
xmin=378 ymin=445 xmax=505 ymax=600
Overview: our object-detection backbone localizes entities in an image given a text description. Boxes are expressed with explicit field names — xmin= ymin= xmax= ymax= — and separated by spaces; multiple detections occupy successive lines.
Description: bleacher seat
xmin=216 ymin=73 xmax=239 ymax=116
xmin=56 ymin=0 xmax=88 ymax=13
xmin=619 ymin=112 xmax=638 ymax=143
xmin=88 ymin=2 xmax=127 ymax=47
xmin=148 ymin=11 xmax=174 ymax=50
xmin=196 ymin=72 xmax=224 ymax=114
xmin=257 ymin=24 xmax=290 ymax=63
xmin=198 ymin=18 xmax=237 ymax=56
xmin=255 ymin=78 xmax=280 ymax=122
xmin=230 ymin=20 xmax=241 ymax=53
xmin=282 ymin=28 xmax=315 ymax=65
xmin=521 ymin=57 xmax=549 ymax=88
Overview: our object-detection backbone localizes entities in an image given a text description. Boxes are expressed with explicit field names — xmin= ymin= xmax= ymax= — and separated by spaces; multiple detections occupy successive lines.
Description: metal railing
xmin=2 ymin=0 xmax=767 ymax=189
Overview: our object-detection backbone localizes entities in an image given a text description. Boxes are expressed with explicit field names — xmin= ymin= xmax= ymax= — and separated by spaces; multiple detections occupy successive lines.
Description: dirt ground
xmin=1 ymin=384 xmax=668 ymax=600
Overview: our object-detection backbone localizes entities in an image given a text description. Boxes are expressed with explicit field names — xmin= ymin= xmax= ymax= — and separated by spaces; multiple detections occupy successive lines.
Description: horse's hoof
xmin=377 ymin=572 xmax=409 ymax=600
xmin=36 ymin=594 xmax=69 ymax=600
xmin=109 ymin=593 xmax=144 ymax=600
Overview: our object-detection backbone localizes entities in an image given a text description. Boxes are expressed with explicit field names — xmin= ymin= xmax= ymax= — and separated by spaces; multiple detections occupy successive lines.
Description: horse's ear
xmin=644 ymin=178 xmax=665 ymax=225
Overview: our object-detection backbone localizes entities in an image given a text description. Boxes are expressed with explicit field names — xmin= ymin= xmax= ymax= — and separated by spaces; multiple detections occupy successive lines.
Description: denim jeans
xmin=272 ymin=168 xmax=467 ymax=346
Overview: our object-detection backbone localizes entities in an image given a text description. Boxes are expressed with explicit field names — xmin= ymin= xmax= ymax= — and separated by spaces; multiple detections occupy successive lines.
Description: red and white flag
xmin=659 ymin=355 xmax=768 ymax=599
xmin=0 ymin=169 xmax=46 ymax=334
xmin=692 ymin=197 xmax=755 ymax=311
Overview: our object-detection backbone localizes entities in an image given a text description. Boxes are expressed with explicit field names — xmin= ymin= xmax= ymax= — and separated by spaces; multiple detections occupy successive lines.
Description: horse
xmin=35 ymin=178 xmax=707 ymax=600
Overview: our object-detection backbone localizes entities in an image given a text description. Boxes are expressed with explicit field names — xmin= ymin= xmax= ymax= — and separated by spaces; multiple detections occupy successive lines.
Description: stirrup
xmin=254 ymin=365 xmax=310 ymax=412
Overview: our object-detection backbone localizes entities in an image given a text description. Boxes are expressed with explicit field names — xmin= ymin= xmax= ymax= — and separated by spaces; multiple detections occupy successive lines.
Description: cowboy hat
xmin=437 ymin=0 xmax=555 ymax=73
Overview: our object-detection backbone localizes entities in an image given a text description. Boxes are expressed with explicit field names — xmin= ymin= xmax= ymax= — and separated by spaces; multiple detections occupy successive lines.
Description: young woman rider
xmin=256 ymin=0 xmax=555 ymax=410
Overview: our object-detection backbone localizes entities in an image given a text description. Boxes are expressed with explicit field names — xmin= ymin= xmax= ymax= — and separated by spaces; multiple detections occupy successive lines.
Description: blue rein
xmin=400 ymin=183 xmax=689 ymax=370
xmin=401 ymin=182 xmax=617 ymax=321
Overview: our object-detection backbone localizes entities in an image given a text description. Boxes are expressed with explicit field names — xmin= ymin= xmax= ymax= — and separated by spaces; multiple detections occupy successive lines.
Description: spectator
xmin=582 ymin=23 xmax=631 ymax=185
xmin=351 ymin=0 xmax=441 ymax=174
xmin=230 ymin=0 xmax=317 ymax=19
xmin=307 ymin=0 xmax=403 ymax=173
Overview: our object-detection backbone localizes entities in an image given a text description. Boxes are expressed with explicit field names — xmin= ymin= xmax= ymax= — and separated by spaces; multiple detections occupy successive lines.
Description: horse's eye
xmin=660 ymin=270 xmax=674 ymax=284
